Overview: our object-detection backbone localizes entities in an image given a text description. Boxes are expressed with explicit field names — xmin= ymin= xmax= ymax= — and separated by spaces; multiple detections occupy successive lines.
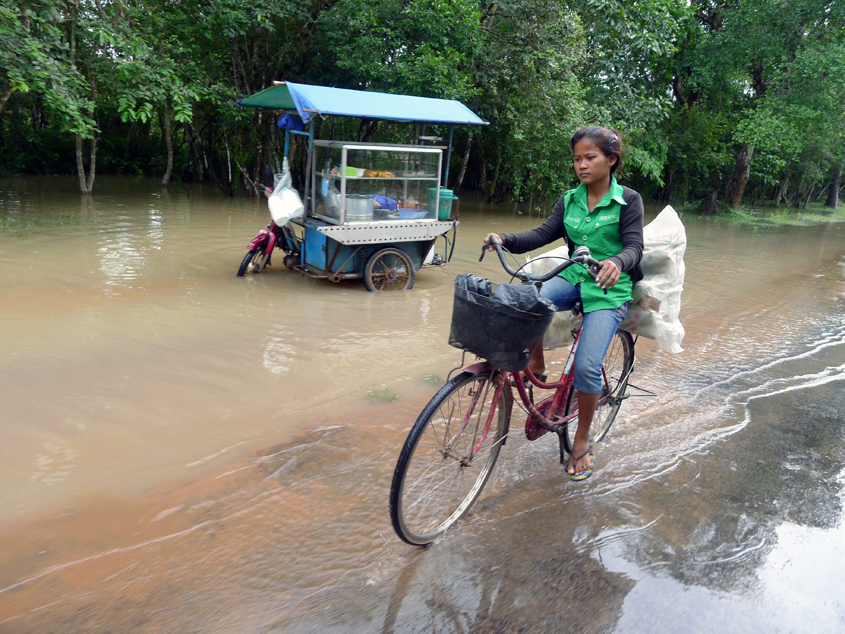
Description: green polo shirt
xmin=560 ymin=178 xmax=633 ymax=312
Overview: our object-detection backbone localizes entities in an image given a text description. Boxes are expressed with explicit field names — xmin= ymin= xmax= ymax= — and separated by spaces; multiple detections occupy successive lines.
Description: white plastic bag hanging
xmin=268 ymin=158 xmax=304 ymax=226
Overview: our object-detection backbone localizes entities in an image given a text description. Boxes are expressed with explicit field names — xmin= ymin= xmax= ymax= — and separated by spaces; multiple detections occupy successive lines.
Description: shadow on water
xmin=1 ymin=177 xmax=844 ymax=632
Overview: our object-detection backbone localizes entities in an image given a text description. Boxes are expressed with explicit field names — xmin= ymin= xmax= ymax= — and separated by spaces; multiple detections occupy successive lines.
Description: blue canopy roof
xmin=237 ymin=82 xmax=487 ymax=126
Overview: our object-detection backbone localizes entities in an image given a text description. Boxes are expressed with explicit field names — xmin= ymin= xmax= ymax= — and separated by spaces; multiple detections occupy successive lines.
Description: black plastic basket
xmin=449 ymin=283 xmax=555 ymax=371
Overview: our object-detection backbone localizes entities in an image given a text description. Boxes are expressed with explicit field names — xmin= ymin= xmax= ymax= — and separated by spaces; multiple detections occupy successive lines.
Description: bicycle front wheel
xmin=389 ymin=370 xmax=509 ymax=546
xmin=564 ymin=330 xmax=634 ymax=452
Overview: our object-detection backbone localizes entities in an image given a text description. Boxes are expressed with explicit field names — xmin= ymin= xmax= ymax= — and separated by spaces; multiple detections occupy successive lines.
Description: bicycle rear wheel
xmin=389 ymin=370 xmax=508 ymax=546
xmin=563 ymin=330 xmax=634 ymax=452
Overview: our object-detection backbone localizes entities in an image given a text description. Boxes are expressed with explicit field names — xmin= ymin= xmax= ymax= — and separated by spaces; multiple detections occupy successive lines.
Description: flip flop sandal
xmin=567 ymin=437 xmax=596 ymax=482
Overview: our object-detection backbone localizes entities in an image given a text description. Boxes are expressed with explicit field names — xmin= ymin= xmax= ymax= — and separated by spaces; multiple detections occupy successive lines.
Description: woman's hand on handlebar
xmin=483 ymin=233 xmax=502 ymax=251
xmin=595 ymin=259 xmax=621 ymax=290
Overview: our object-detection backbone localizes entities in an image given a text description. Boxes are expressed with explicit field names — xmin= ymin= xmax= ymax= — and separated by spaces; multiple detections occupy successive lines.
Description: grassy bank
xmin=676 ymin=201 xmax=845 ymax=228
xmin=0 ymin=214 xmax=85 ymax=237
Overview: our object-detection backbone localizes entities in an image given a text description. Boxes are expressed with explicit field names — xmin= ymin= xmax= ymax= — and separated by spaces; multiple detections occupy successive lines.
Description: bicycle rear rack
xmin=445 ymin=351 xmax=468 ymax=383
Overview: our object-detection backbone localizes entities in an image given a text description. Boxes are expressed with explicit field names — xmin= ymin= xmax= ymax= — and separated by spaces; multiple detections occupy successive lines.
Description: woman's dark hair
xmin=570 ymin=126 xmax=626 ymax=177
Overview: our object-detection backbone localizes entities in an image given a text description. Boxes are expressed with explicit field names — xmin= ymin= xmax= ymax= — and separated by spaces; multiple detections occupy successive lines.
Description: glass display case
xmin=311 ymin=141 xmax=443 ymax=225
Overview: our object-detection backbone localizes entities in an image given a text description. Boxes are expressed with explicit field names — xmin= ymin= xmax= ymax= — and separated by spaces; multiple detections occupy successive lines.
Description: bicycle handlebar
xmin=480 ymin=240 xmax=607 ymax=292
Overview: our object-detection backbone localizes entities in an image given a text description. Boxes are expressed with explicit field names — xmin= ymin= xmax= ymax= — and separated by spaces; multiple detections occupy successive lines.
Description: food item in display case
xmin=370 ymin=195 xmax=398 ymax=211
xmin=363 ymin=169 xmax=395 ymax=178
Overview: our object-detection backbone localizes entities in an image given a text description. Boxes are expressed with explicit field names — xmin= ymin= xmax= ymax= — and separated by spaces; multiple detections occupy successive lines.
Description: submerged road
xmin=1 ymin=176 xmax=844 ymax=632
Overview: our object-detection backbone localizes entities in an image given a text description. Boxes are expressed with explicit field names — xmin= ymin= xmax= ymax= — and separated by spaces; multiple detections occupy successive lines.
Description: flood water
xmin=1 ymin=175 xmax=844 ymax=632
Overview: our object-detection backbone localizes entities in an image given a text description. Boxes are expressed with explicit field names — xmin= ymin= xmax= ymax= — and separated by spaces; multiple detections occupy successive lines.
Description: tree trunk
xmin=357 ymin=119 xmax=379 ymax=142
xmin=186 ymin=123 xmax=203 ymax=182
xmin=791 ymin=176 xmax=806 ymax=208
xmin=204 ymin=132 xmax=234 ymax=197
xmin=486 ymin=156 xmax=501 ymax=204
xmin=825 ymin=164 xmax=843 ymax=209
xmin=477 ymin=140 xmax=487 ymax=193
xmin=0 ymin=84 xmax=13 ymax=118
xmin=161 ymin=108 xmax=173 ymax=187
xmin=776 ymin=168 xmax=790 ymax=205
xmin=86 ymin=134 xmax=97 ymax=192
xmin=224 ymin=133 xmax=232 ymax=187
xmin=75 ymin=134 xmax=88 ymax=193
xmin=794 ymin=182 xmax=814 ymax=208
xmin=725 ymin=143 xmax=755 ymax=210
xmin=74 ymin=73 xmax=98 ymax=194
xmin=75 ymin=133 xmax=97 ymax=194
xmin=251 ymin=111 xmax=266 ymax=196
xmin=659 ymin=169 xmax=676 ymax=204
xmin=697 ymin=188 xmax=719 ymax=215
xmin=452 ymin=130 xmax=473 ymax=191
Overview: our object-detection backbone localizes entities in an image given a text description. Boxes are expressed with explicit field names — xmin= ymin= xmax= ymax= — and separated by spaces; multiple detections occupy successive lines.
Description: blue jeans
xmin=539 ymin=276 xmax=628 ymax=394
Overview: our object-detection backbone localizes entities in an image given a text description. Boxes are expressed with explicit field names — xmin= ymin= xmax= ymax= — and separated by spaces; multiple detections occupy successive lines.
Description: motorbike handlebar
xmin=480 ymin=239 xmax=607 ymax=293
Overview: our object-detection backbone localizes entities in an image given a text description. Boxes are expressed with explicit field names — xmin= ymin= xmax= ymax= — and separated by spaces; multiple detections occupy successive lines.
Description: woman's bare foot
xmin=568 ymin=392 xmax=599 ymax=479
xmin=567 ymin=437 xmax=592 ymax=475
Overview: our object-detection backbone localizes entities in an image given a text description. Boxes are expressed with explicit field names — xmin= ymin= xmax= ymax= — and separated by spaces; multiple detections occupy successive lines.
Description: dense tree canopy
xmin=1 ymin=0 xmax=843 ymax=210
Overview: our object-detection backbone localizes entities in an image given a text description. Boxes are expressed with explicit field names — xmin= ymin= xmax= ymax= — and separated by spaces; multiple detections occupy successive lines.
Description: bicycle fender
xmin=463 ymin=361 xmax=493 ymax=375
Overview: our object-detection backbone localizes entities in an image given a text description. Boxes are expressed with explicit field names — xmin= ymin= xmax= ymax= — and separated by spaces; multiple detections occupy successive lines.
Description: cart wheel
xmin=283 ymin=253 xmax=299 ymax=270
xmin=237 ymin=248 xmax=269 ymax=276
xmin=364 ymin=247 xmax=415 ymax=292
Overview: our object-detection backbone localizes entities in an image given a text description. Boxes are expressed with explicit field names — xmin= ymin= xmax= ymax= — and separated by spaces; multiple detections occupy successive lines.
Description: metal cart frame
xmin=237 ymin=82 xmax=487 ymax=290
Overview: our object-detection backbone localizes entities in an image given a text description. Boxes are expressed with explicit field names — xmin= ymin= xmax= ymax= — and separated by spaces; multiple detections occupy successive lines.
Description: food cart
xmin=236 ymin=81 xmax=488 ymax=291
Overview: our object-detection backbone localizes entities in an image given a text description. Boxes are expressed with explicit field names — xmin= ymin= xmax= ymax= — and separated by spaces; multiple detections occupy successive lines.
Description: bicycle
xmin=389 ymin=241 xmax=638 ymax=546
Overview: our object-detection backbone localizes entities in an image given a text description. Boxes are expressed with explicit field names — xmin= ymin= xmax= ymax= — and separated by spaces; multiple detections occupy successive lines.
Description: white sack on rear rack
xmin=523 ymin=205 xmax=687 ymax=354
xmin=268 ymin=158 xmax=304 ymax=226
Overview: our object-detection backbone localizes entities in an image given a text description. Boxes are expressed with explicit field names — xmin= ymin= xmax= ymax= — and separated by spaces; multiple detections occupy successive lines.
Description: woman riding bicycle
xmin=485 ymin=126 xmax=644 ymax=481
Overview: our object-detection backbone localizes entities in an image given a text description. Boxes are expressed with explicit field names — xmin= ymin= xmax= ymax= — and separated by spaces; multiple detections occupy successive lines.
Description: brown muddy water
xmin=1 ymin=175 xmax=844 ymax=633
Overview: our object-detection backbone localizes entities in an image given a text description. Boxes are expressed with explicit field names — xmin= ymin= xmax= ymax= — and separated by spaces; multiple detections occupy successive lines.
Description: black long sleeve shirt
xmin=499 ymin=185 xmax=645 ymax=286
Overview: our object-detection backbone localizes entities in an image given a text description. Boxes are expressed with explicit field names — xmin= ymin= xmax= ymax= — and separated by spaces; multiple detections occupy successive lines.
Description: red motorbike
xmin=236 ymin=185 xmax=300 ymax=276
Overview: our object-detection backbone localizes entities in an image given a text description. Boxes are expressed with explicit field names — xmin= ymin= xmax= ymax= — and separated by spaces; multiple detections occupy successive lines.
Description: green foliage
xmin=0 ymin=0 xmax=842 ymax=208
xmin=467 ymin=0 xmax=586 ymax=201
xmin=668 ymin=0 xmax=845 ymax=207
xmin=703 ymin=203 xmax=845 ymax=228
xmin=0 ymin=0 xmax=95 ymax=134
xmin=663 ymin=103 xmax=734 ymax=199
xmin=314 ymin=0 xmax=481 ymax=99
xmin=0 ymin=212 xmax=84 ymax=236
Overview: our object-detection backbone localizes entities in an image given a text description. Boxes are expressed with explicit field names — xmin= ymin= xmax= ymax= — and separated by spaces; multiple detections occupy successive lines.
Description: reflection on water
xmin=263 ymin=327 xmax=296 ymax=375
xmin=1 ymin=176 xmax=844 ymax=631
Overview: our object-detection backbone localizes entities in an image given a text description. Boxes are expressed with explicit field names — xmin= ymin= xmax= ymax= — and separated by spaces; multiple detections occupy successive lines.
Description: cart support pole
xmin=302 ymin=124 xmax=315 ymax=211
xmin=444 ymin=126 xmax=454 ymax=187
xmin=283 ymin=129 xmax=291 ymax=159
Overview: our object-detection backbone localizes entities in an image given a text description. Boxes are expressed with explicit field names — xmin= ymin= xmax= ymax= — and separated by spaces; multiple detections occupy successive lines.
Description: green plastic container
xmin=427 ymin=187 xmax=458 ymax=220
